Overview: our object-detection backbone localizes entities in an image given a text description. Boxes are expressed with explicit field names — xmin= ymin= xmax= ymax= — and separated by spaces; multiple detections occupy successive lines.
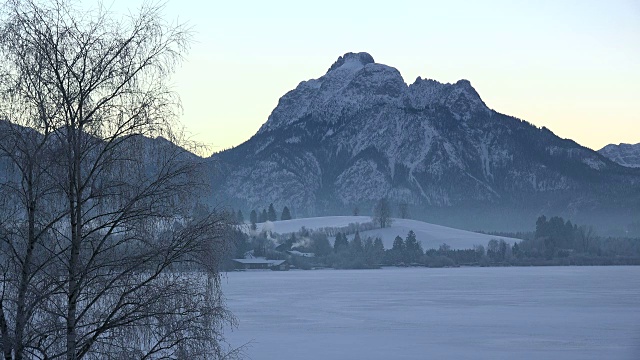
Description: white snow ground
xmin=223 ymin=267 xmax=640 ymax=360
xmin=255 ymin=216 xmax=519 ymax=250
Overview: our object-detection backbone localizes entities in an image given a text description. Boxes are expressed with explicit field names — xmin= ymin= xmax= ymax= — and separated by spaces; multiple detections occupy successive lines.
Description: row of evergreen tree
xmin=278 ymin=230 xmax=430 ymax=269
xmin=233 ymin=203 xmax=293 ymax=224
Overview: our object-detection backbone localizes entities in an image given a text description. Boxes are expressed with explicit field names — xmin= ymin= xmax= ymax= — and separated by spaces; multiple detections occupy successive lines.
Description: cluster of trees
xmin=486 ymin=239 xmax=511 ymax=262
xmin=226 ymin=227 xmax=258 ymax=260
xmin=424 ymin=245 xmax=486 ymax=267
xmin=535 ymin=215 xmax=585 ymax=257
xmin=228 ymin=227 xmax=386 ymax=269
xmin=477 ymin=216 xmax=640 ymax=266
xmin=387 ymin=231 xmax=424 ymax=264
xmin=484 ymin=215 xmax=601 ymax=261
xmin=254 ymin=229 xmax=429 ymax=269
xmin=370 ymin=198 xmax=410 ymax=227
xmin=329 ymin=232 xmax=385 ymax=269
xmin=373 ymin=198 xmax=392 ymax=228
xmin=0 ymin=2 xmax=235 ymax=359
xmin=240 ymin=204 xmax=293 ymax=227
xmin=288 ymin=230 xmax=486 ymax=269
xmin=510 ymin=215 xmax=640 ymax=264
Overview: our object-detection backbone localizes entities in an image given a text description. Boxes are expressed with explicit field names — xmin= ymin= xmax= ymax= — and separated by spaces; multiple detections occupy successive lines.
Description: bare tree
xmin=577 ymin=225 xmax=595 ymax=253
xmin=0 ymin=120 xmax=67 ymax=360
xmin=373 ymin=198 xmax=392 ymax=228
xmin=398 ymin=202 xmax=409 ymax=219
xmin=0 ymin=1 xmax=236 ymax=359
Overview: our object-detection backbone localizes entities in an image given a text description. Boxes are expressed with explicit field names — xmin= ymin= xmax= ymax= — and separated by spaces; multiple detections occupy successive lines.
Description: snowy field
xmin=222 ymin=267 xmax=640 ymax=360
xmin=255 ymin=216 xmax=519 ymax=250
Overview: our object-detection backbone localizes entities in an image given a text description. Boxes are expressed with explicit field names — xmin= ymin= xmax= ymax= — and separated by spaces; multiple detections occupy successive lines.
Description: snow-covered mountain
xmin=208 ymin=52 xmax=640 ymax=231
xmin=598 ymin=143 xmax=640 ymax=168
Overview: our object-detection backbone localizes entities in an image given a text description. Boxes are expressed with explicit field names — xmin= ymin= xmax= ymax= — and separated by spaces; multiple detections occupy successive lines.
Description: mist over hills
xmin=205 ymin=52 xmax=639 ymax=233
xmin=0 ymin=120 xmax=203 ymax=205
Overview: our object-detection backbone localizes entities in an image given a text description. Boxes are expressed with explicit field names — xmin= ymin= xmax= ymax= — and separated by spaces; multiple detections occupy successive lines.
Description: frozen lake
xmin=222 ymin=267 xmax=640 ymax=360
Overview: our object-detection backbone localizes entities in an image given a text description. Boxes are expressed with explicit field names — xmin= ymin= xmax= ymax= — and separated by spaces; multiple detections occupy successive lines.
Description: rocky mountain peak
xmin=258 ymin=52 xmax=494 ymax=135
xmin=257 ymin=52 xmax=405 ymax=134
xmin=326 ymin=52 xmax=375 ymax=73
xmin=406 ymin=76 xmax=487 ymax=118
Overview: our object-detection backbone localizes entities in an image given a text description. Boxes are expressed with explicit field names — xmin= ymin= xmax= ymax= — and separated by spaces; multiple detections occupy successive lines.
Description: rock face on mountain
xmin=599 ymin=143 xmax=640 ymax=168
xmin=208 ymin=52 xmax=640 ymax=231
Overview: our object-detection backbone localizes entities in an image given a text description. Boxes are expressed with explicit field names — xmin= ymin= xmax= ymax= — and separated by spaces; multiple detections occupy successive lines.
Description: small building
xmin=232 ymin=258 xmax=288 ymax=271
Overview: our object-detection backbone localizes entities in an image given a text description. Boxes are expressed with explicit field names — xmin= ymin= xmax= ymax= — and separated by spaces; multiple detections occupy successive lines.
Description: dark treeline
xmin=508 ymin=215 xmax=640 ymax=265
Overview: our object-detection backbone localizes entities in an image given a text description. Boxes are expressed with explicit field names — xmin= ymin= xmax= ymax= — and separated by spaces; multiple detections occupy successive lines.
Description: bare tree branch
xmin=0 ymin=1 xmax=235 ymax=359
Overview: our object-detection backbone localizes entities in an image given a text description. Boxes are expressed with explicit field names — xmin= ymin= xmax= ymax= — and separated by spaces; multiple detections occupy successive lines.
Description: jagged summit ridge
xmin=327 ymin=52 xmax=375 ymax=73
xmin=257 ymin=52 xmax=488 ymax=134
xmin=408 ymin=77 xmax=487 ymax=119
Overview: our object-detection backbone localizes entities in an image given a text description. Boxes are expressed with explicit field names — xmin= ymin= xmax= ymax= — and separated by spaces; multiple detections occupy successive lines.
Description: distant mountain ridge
xmin=0 ymin=119 xmax=203 ymax=199
xmin=598 ymin=143 xmax=640 ymax=168
xmin=206 ymin=52 xmax=639 ymax=231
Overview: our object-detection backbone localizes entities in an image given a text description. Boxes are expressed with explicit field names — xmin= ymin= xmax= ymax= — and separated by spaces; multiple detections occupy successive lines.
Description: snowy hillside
xmin=256 ymin=216 xmax=518 ymax=250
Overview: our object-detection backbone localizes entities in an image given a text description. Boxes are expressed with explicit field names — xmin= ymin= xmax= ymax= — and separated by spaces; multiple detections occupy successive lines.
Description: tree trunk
xmin=0 ymin=304 xmax=11 ymax=360
xmin=14 ymin=166 xmax=36 ymax=360
xmin=66 ymin=128 xmax=81 ymax=360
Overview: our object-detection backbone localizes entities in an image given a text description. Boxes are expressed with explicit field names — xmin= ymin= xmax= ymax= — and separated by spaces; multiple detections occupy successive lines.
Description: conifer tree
xmin=334 ymin=232 xmax=349 ymax=253
xmin=250 ymin=210 xmax=258 ymax=225
xmin=391 ymin=235 xmax=405 ymax=264
xmin=404 ymin=230 xmax=423 ymax=263
xmin=268 ymin=203 xmax=277 ymax=222
xmin=259 ymin=209 xmax=268 ymax=223
xmin=363 ymin=237 xmax=375 ymax=265
xmin=392 ymin=236 xmax=405 ymax=251
xmin=373 ymin=237 xmax=385 ymax=264
xmin=281 ymin=206 xmax=292 ymax=220
xmin=351 ymin=231 xmax=364 ymax=254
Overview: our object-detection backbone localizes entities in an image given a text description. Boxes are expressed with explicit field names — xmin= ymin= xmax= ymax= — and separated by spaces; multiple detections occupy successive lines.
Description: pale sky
xmin=116 ymin=0 xmax=639 ymax=154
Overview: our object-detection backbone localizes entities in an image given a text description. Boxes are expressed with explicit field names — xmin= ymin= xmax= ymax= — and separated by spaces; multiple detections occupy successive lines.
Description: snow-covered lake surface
xmin=255 ymin=216 xmax=518 ymax=250
xmin=222 ymin=267 xmax=640 ymax=360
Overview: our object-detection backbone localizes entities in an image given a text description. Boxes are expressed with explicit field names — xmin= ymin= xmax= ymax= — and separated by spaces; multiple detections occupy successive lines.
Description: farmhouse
xmin=232 ymin=258 xmax=288 ymax=271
